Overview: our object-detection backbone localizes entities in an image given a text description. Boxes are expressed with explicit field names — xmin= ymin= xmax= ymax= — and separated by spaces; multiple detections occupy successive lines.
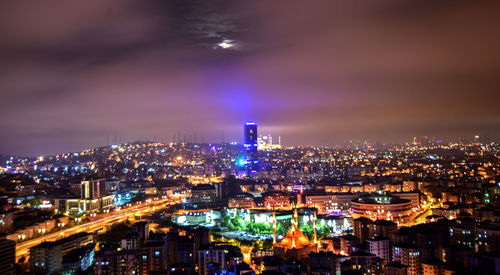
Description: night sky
xmin=1 ymin=0 xmax=500 ymax=156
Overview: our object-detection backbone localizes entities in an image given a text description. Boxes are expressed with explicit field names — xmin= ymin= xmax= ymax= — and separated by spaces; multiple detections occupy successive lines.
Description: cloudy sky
xmin=1 ymin=0 xmax=499 ymax=156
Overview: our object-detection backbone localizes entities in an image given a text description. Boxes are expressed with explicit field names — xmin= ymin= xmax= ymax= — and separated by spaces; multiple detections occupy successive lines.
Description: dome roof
xmin=277 ymin=227 xmax=312 ymax=249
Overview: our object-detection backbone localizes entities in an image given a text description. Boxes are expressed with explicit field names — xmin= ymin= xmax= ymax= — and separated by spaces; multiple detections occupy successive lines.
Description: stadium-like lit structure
xmin=351 ymin=193 xmax=413 ymax=224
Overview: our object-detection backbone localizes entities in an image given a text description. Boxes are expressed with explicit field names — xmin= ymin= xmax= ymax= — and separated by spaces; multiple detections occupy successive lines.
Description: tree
xmin=231 ymin=215 xmax=245 ymax=230
xmin=26 ymin=198 xmax=42 ymax=207
xmin=252 ymin=241 xmax=262 ymax=251
xmin=98 ymin=222 xmax=131 ymax=250
xmin=276 ymin=223 xmax=287 ymax=236
xmin=222 ymin=214 xmax=233 ymax=230
xmin=299 ymin=223 xmax=314 ymax=239
xmin=262 ymin=240 xmax=274 ymax=251
xmin=318 ymin=224 xmax=331 ymax=237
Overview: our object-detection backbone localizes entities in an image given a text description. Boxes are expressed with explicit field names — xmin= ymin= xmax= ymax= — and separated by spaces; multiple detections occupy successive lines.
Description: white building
xmin=367 ymin=237 xmax=391 ymax=262
xmin=257 ymin=134 xmax=281 ymax=151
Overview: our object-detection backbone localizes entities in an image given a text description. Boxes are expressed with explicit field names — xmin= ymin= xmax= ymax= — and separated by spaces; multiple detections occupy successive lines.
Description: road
xmin=16 ymin=199 xmax=173 ymax=260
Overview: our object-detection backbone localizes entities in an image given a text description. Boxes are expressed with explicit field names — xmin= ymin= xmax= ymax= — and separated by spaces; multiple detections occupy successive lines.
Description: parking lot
xmin=220 ymin=230 xmax=273 ymax=241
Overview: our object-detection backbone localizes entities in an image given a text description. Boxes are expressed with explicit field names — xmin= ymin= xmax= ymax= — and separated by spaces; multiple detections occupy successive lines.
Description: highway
xmin=16 ymin=199 xmax=173 ymax=261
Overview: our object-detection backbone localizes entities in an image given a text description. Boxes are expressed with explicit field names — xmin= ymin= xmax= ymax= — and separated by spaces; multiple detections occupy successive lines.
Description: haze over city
xmin=1 ymin=0 xmax=500 ymax=156
xmin=1 ymin=2 xmax=500 ymax=275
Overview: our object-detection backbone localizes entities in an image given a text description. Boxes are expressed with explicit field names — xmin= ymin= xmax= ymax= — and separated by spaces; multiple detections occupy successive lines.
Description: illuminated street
xmin=15 ymin=198 xmax=175 ymax=260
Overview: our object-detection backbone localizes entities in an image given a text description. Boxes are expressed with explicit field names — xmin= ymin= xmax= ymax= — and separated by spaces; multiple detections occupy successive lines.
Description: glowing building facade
xmin=244 ymin=122 xmax=259 ymax=174
xmin=351 ymin=193 xmax=413 ymax=224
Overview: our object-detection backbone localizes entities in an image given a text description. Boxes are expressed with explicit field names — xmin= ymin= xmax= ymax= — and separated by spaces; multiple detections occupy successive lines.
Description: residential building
xmin=62 ymin=244 xmax=94 ymax=274
xmin=0 ymin=238 xmax=15 ymax=275
xmin=191 ymin=184 xmax=217 ymax=208
xmin=340 ymin=235 xmax=360 ymax=256
xmin=353 ymin=217 xmax=372 ymax=242
xmin=393 ymin=243 xmax=422 ymax=275
xmin=30 ymin=241 xmax=64 ymax=273
xmin=367 ymin=237 xmax=391 ymax=263
xmin=94 ymin=250 xmax=140 ymax=275
xmin=140 ymin=240 xmax=168 ymax=274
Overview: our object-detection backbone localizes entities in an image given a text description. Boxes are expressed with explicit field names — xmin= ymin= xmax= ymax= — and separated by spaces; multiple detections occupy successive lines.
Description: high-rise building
xmin=392 ymin=243 xmax=422 ymax=275
xmin=132 ymin=221 xmax=150 ymax=245
xmin=197 ymin=246 xmax=226 ymax=275
xmin=244 ymin=122 xmax=259 ymax=173
xmin=367 ymin=237 xmax=391 ymax=263
xmin=353 ymin=217 xmax=372 ymax=243
xmin=244 ymin=122 xmax=257 ymax=152
xmin=166 ymin=229 xmax=195 ymax=273
xmin=140 ymin=240 xmax=168 ymax=274
xmin=0 ymin=238 xmax=15 ymax=275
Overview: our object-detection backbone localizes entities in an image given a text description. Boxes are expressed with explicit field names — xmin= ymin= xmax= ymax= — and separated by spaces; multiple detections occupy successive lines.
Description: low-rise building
xmin=228 ymin=192 xmax=254 ymax=208
xmin=30 ymin=241 xmax=64 ymax=273
xmin=339 ymin=234 xmax=359 ymax=256
xmin=30 ymin=232 xmax=94 ymax=273
xmin=308 ymin=251 xmax=347 ymax=275
xmin=191 ymin=184 xmax=217 ymax=209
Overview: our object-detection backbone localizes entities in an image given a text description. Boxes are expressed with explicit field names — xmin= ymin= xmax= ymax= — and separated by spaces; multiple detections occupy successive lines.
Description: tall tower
xmin=244 ymin=122 xmax=257 ymax=153
xmin=243 ymin=122 xmax=259 ymax=174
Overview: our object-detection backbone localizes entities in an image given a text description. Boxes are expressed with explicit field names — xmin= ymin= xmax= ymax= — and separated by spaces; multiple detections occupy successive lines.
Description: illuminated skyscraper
xmin=243 ymin=122 xmax=259 ymax=174
xmin=244 ymin=122 xmax=257 ymax=152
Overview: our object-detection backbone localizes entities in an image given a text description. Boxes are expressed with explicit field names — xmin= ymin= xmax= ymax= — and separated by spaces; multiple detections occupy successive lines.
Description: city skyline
xmin=0 ymin=130 xmax=490 ymax=158
xmin=1 ymin=121 xmax=499 ymax=274
xmin=1 ymin=2 xmax=500 ymax=274
xmin=1 ymin=1 xmax=500 ymax=156
xmin=0 ymin=121 xmax=494 ymax=157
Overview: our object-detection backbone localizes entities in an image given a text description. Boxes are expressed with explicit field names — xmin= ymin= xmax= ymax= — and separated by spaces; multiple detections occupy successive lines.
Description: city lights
xmin=0 ymin=1 xmax=499 ymax=273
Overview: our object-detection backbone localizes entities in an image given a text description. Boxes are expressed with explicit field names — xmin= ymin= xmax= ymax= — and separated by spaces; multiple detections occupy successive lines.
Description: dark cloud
xmin=1 ymin=0 xmax=499 ymax=156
